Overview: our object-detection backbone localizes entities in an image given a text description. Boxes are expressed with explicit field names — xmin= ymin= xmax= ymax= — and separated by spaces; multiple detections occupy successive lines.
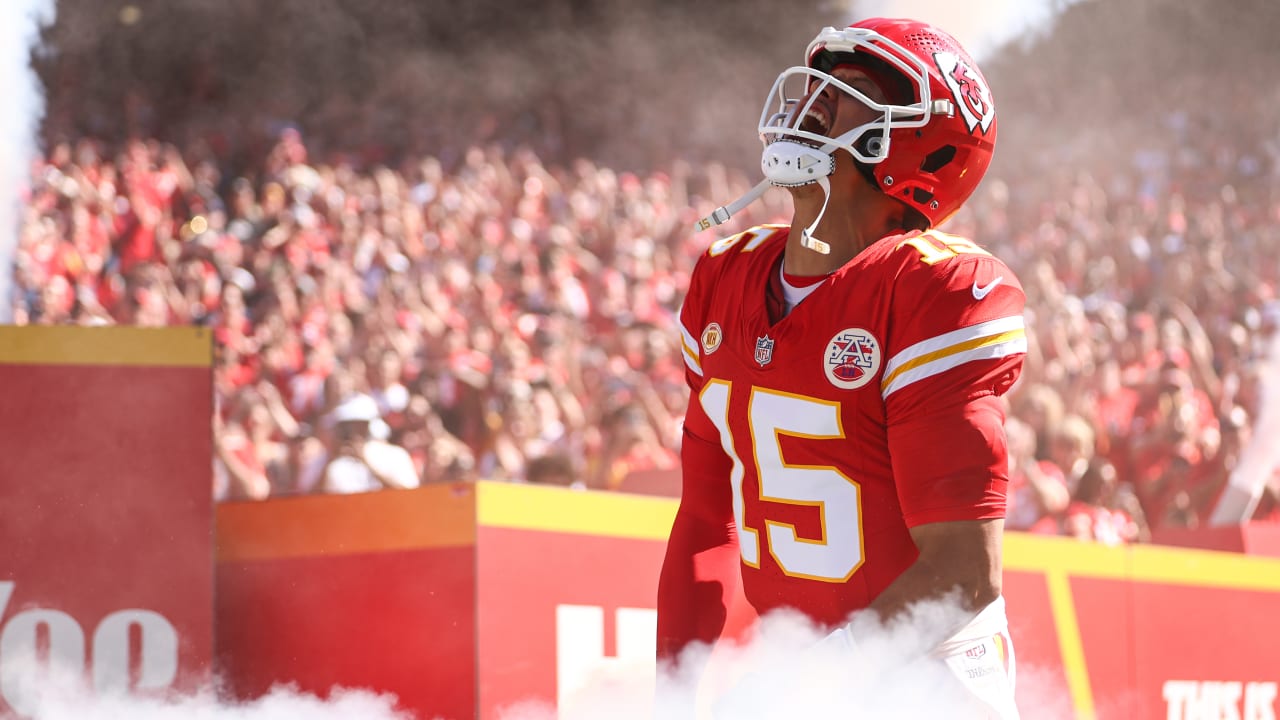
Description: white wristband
xmin=815 ymin=623 xmax=858 ymax=653
xmin=812 ymin=623 xmax=875 ymax=677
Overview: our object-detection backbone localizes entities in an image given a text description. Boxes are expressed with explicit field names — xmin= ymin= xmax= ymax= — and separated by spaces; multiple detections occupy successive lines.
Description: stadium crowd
xmin=12 ymin=2 xmax=1280 ymax=545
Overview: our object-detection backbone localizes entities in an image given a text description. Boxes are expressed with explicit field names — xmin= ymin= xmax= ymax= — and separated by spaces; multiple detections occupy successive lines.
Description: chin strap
xmin=798 ymin=175 xmax=832 ymax=254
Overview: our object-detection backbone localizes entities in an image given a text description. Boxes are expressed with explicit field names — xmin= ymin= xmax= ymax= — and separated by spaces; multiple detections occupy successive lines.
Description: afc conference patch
xmin=823 ymin=328 xmax=881 ymax=390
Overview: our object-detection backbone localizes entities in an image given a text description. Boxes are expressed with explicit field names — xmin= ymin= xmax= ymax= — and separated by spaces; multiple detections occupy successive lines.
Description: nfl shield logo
xmin=755 ymin=335 xmax=775 ymax=366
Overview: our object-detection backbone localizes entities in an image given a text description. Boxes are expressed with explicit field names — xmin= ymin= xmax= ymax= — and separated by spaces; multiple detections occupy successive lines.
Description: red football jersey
xmin=676 ymin=224 xmax=1026 ymax=627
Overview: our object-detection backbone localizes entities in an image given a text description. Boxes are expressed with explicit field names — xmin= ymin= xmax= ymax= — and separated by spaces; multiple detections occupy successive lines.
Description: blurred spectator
xmin=1005 ymin=416 xmax=1069 ymax=535
xmin=213 ymin=394 xmax=271 ymax=502
xmin=1009 ymin=383 xmax=1065 ymax=462
xmin=1046 ymin=414 xmax=1097 ymax=497
xmin=1063 ymin=459 xmax=1148 ymax=545
xmin=1128 ymin=362 xmax=1221 ymax=528
xmin=525 ymin=452 xmax=582 ymax=489
xmin=586 ymin=403 xmax=678 ymax=492
xmin=368 ymin=346 xmax=411 ymax=440
xmin=317 ymin=394 xmax=420 ymax=494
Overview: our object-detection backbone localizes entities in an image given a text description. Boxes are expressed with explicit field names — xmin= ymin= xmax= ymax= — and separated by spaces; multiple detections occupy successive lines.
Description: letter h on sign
xmin=555 ymin=605 xmax=657 ymax=712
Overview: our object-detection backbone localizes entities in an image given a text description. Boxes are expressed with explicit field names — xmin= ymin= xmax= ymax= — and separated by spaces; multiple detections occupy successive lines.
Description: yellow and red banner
xmin=0 ymin=326 xmax=213 ymax=717
xmin=215 ymin=485 xmax=479 ymax=720
xmin=215 ymin=482 xmax=1280 ymax=720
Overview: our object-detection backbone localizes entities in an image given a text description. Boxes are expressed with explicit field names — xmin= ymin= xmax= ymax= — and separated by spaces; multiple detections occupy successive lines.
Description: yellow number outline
xmin=702 ymin=383 xmax=865 ymax=582
xmin=897 ymin=229 xmax=992 ymax=265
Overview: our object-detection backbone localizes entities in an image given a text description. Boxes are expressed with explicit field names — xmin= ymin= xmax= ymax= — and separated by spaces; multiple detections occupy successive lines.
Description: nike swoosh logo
xmin=972 ymin=276 xmax=1004 ymax=300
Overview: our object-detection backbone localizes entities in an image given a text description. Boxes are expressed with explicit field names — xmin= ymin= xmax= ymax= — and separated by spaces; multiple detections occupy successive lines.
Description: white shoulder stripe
xmin=679 ymin=311 xmax=703 ymax=377
xmin=881 ymin=315 xmax=1026 ymax=399
xmin=883 ymin=315 xmax=1025 ymax=377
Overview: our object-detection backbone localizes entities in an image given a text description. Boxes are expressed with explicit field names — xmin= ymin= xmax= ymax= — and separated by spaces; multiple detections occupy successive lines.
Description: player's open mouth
xmin=801 ymin=105 xmax=831 ymax=136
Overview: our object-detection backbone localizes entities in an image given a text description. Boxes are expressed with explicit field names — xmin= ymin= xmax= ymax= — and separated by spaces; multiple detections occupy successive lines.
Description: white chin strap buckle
xmin=801 ymin=232 xmax=831 ymax=254
xmin=761 ymin=140 xmax=835 ymax=187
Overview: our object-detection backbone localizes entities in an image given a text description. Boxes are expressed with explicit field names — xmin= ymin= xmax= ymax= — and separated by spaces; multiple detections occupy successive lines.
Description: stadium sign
xmin=0 ymin=327 xmax=214 ymax=718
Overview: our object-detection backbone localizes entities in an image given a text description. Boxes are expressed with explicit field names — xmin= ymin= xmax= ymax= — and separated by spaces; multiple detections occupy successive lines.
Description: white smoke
xmin=18 ymin=686 xmax=411 ymax=720
xmin=500 ymin=599 xmax=1066 ymax=720
xmin=851 ymin=0 xmax=1092 ymax=60
xmin=1210 ymin=322 xmax=1280 ymax=525
xmin=0 ymin=0 xmax=53 ymax=323
xmin=1 ymin=658 xmax=411 ymax=720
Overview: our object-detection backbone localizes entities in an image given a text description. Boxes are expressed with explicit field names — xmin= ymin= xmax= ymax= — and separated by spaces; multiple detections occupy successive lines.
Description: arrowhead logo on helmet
xmin=935 ymin=51 xmax=995 ymax=135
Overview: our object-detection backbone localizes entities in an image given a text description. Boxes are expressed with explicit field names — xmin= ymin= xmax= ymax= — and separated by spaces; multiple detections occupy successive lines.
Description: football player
xmin=658 ymin=17 xmax=1025 ymax=718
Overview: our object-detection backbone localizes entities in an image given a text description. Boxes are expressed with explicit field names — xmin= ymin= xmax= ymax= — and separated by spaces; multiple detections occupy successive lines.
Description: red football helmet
xmin=758 ymin=17 xmax=997 ymax=227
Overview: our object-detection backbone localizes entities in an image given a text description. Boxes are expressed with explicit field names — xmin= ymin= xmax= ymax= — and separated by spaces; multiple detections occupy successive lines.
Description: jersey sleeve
xmin=883 ymin=241 xmax=1027 ymax=528
xmin=677 ymin=252 xmax=713 ymax=395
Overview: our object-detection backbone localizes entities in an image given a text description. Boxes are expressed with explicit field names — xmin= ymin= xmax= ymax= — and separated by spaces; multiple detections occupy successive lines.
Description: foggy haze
xmin=853 ymin=0 xmax=1080 ymax=60
xmin=0 ymin=0 xmax=53 ymax=323
xmin=29 ymin=0 xmax=1080 ymax=176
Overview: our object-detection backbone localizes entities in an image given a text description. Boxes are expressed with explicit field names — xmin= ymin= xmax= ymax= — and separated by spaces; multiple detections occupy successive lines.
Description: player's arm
xmin=868 ymin=394 xmax=1010 ymax=626
xmin=656 ymin=419 xmax=740 ymax=664
xmin=869 ymin=243 xmax=1026 ymax=637
xmin=899 ymin=517 xmax=1003 ymax=608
